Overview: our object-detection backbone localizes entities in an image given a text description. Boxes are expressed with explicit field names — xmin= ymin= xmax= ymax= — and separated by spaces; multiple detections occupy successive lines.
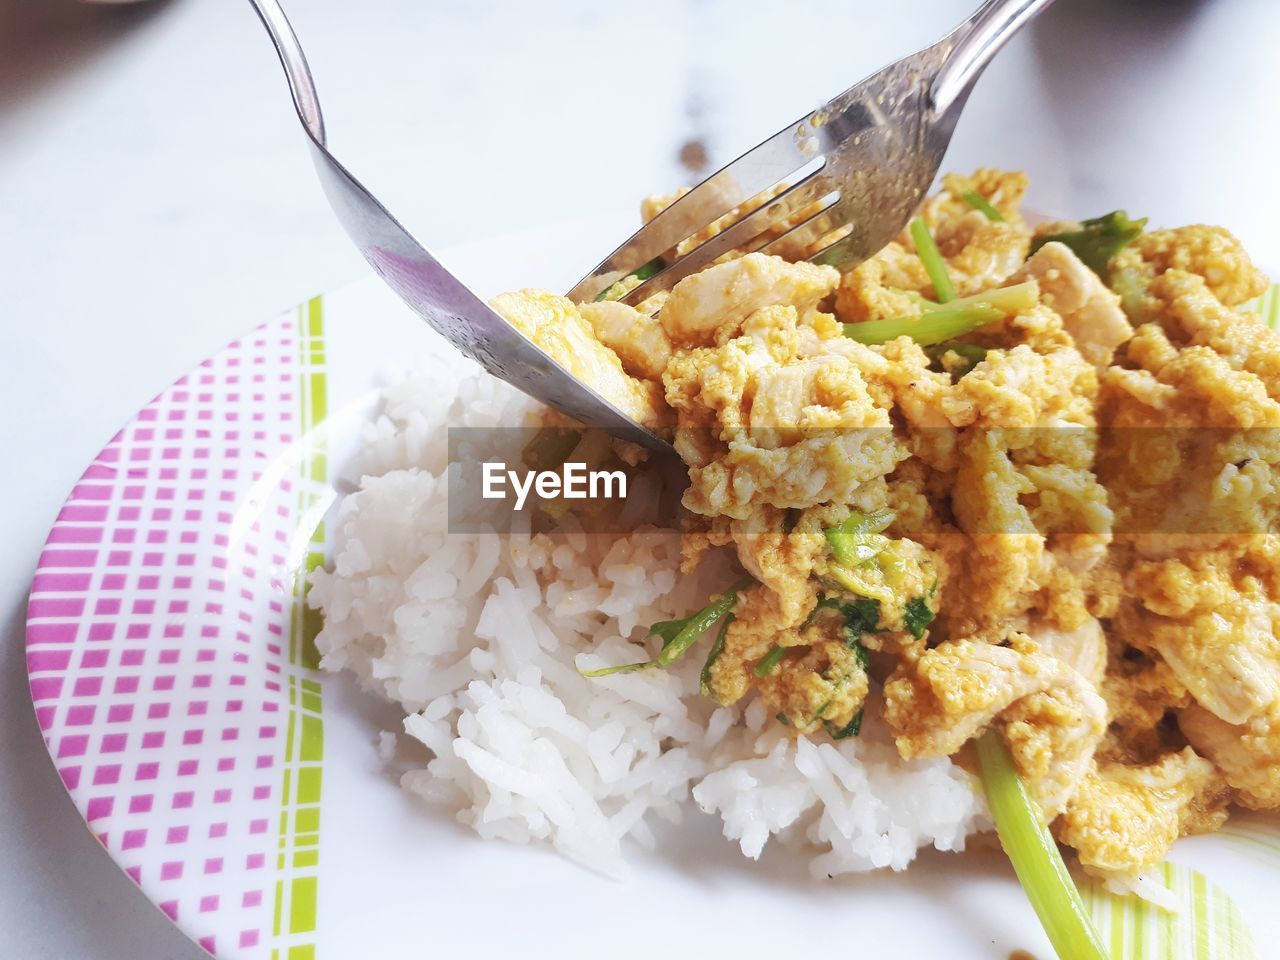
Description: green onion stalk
xmin=1030 ymin=211 xmax=1147 ymax=277
xmin=909 ymin=216 xmax=957 ymax=303
xmin=976 ymin=730 xmax=1107 ymax=960
xmin=754 ymin=644 xmax=788 ymax=677
xmin=581 ymin=577 xmax=752 ymax=677
xmin=843 ymin=281 xmax=1037 ymax=347
xmin=963 ymin=191 xmax=1005 ymax=222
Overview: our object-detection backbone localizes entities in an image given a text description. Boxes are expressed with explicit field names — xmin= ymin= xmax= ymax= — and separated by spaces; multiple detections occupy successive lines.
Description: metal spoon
xmin=247 ymin=0 xmax=1052 ymax=455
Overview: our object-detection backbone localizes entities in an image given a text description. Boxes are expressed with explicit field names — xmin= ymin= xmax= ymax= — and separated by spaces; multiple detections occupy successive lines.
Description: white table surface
xmin=2 ymin=1 xmax=1279 ymax=956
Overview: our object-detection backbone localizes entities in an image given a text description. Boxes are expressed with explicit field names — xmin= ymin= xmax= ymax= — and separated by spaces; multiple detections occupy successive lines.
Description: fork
xmin=248 ymin=0 xmax=1051 ymax=455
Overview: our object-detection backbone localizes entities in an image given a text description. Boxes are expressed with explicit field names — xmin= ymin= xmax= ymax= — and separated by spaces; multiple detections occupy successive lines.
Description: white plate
xmin=25 ymin=229 xmax=1280 ymax=959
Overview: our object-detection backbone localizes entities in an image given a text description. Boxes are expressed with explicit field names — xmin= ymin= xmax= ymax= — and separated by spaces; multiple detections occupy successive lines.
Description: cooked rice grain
xmin=308 ymin=366 xmax=988 ymax=878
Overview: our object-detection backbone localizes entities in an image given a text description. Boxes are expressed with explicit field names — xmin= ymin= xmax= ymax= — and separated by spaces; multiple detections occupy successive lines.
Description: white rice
xmin=308 ymin=360 xmax=988 ymax=879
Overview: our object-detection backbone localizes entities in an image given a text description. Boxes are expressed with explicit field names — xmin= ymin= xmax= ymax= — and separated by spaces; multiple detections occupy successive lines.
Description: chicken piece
xmin=916 ymin=169 xmax=1033 ymax=297
xmin=933 ymin=212 xmax=1032 ymax=297
xmin=1137 ymin=593 xmax=1280 ymax=726
xmin=748 ymin=357 xmax=846 ymax=440
xmin=821 ymin=335 xmax=957 ymax=434
xmin=944 ymin=430 xmax=1047 ymax=630
xmin=1106 ymin=338 xmax=1280 ymax=433
xmin=682 ymin=418 xmax=905 ymax=521
xmin=1056 ymin=749 xmax=1227 ymax=882
xmin=884 ymin=634 xmax=1106 ymax=817
xmin=1181 ymin=700 xmax=1280 ymax=809
xmin=943 ymin=344 xmax=1097 ymax=428
xmin=577 ymin=300 xmax=672 ymax=380
xmin=1142 ymin=270 xmax=1280 ymax=404
xmin=1099 ymin=319 xmax=1280 ymax=553
xmin=1027 ymin=616 xmax=1106 ymax=687
xmin=664 ymin=306 xmax=906 ymax=519
xmin=660 ymin=253 xmax=839 ymax=345
xmin=1101 ymin=435 xmax=1280 ymax=557
xmin=490 ymin=289 xmax=667 ymax=427
xmin=1111 ymin=225 xmax=1269 ymax=308
xmin=1116 ymin=535 xmax=1280 ymax=731
xmin=1013 ymin=241 xmax=1132 ymax=366
xmin=728 ymin=505 xmax=832 ymax=624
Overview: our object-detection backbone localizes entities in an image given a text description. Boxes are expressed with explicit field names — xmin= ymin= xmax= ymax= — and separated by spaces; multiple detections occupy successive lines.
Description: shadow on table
xmin=0 ymin=597 xmax=203 ymax=959
xmin=0 ymin=0 xmax=175 ymax=121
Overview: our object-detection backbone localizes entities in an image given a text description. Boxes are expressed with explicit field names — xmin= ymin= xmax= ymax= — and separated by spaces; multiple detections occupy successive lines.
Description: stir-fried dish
xmin=489 ymin=169 xmax=1277 ymax=904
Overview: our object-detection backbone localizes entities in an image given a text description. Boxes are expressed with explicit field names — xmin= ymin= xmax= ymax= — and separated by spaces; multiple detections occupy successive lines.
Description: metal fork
xmin=248 ymin=0 xmax=1051 ymax=455
xmin=568 ymin=0 xmax=1052 ymax=304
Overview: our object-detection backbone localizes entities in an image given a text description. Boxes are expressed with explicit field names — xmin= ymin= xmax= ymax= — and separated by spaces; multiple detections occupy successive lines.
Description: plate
xmin=24 ymin=231 xmax=1280 ymax=959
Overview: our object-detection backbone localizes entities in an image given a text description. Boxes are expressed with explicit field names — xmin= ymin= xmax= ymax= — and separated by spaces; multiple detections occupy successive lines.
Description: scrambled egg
xmin=490 ymin=169 xmax=1279 ymax=890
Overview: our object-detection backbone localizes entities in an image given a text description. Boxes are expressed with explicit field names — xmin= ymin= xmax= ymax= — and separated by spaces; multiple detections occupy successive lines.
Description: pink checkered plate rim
xmin=22 ymin=231 xmax=1280 ymax=959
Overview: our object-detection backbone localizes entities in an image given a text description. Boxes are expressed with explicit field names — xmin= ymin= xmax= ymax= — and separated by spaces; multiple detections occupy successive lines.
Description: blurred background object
xmin=1 ymin=1 xmax=1278 ymax=958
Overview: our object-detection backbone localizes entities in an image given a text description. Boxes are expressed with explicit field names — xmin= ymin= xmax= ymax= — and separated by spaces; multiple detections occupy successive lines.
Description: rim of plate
xmin=25 ymin=292 xmax=342 ymax=959
xmin=24 ymin=258 xmax=1280 ymax=960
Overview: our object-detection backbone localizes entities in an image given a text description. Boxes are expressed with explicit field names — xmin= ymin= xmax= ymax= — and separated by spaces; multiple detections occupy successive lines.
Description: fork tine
xmin=565 ymin=119 xmax=819 ymax=303
xmin=803 ymin=221 xmax=877 ymax=271
xmin=616 ymin=167 xmax=834 ymax=305
xmin=758 ymin=196 xmax=861 ymax=262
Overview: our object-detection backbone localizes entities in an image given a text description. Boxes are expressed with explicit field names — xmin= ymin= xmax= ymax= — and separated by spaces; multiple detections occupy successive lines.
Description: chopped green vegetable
xmin=814 ymin=595 xmax=882 ymax=642
xmin=699 ymin=613 xmax=733 ymax=697
xmin=976 ymin=730 xmax=1107 ymax=960
xmin=1030 ymin=210 xmax=1147 ymax=277
xmin=962 ymin=191 xmax=1004 ymax=222
xmin=804 ymin=598 xmax=872 ymax=740
xmin=826 ymin=566 xmax=893 ymax=604
xmin=903 ymin=595 xmax=935 ymax=640
xmin=849 ymin=635 xmax=870 ymax=669
xmin=909 ymin=217 xmax=957 ymax=303
xmin=578 ymin=659 xmax=655 ymax=678
xmin=891 ymin=288 xmax=934 ymax=310
xmin=776 ymin=712 xmax=791 ymax=726
xmin=842 ymin=280 xmax=1037 ymax=346
xmin=593 ymin=257 xmax=667 ymax=302
xmin=754 ymin=644 xmax=789 ymax=677
xmin=946 ymin=281 xmax=1039 ymax=316
xmin=925 ymin=341 xmax=988 ymax=375
xmin=842 ymin=303 xmax=999 ymax=346
xmin=1109 ymin=265 xmax=1150 ymax=322
xmin=824 ymin=709 xmax=863 ymax=740
xmin=581 ymin=576 xmax=751 ymax=677
xmin=655 ymin=576 xmax=751 ymax=666
xmin=812 ymin=597 xmax=873 ymax=674
xmin=646 ymin=617 xmax=688 ymax=647
xmin=823 ymin=509 xmax=895 ymax=566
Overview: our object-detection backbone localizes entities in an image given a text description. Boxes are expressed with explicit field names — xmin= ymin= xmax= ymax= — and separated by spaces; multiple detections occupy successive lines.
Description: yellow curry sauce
xmin=490 ymin=169 xmax=1277 ymax=896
